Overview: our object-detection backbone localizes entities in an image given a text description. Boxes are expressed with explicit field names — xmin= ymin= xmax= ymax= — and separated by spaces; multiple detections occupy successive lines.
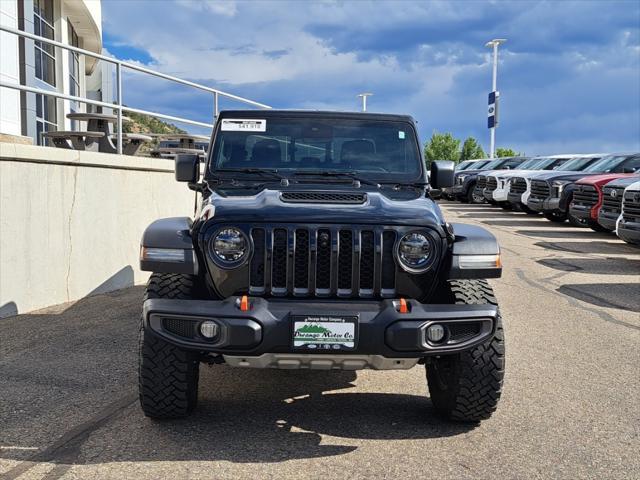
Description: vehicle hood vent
xmin=280 ymin=191 xmax=367 ymax=204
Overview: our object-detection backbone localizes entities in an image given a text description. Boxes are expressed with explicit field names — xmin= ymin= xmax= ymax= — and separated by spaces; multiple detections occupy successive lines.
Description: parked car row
xmin=442 ymin=153 xmax=640 ymax=245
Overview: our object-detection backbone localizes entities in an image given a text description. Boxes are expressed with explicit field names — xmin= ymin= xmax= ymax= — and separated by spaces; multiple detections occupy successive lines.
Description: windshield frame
xmin=205 ymin=114 xmax=426 ymax=184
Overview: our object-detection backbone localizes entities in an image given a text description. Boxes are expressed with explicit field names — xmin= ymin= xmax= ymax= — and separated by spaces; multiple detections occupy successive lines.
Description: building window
xmin=68 ymin=21 xmax=80 ymax=128
xmin=35 ymin=94 xmax=57 ymax=145
xmin=34 ymin=0 xmax=55 ymax=87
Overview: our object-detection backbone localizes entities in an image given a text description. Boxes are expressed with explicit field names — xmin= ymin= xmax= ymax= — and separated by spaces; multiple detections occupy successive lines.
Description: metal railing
xmin=0 ymin=24 xmax=271 ymax=154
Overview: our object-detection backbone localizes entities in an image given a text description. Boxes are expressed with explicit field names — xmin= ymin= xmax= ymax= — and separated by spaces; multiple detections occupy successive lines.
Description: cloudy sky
xmin=102 ymin=0 xmax=640 ymax=155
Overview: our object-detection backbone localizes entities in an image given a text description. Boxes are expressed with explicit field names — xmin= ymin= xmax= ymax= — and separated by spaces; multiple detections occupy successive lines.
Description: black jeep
xmin=138 ymin=110 xmax=505 ymax=423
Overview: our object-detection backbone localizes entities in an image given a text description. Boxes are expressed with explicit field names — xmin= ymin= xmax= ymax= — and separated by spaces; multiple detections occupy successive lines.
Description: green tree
xmin=459 ymin=137 xmax=486 ymax=160
xmin=495 ymin=147 xmax=519 ymax=157
xmin=424 ymin=132 xmax=460 ymax=166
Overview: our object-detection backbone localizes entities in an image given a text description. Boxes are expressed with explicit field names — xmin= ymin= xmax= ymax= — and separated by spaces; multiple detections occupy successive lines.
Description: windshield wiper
xmin=213 ymin=167 xmax=285 ymax=182
xmin=293 ymin=170 xmax=380 ymax=187
xmin=380 ymin=181 xmax=430 ymax=189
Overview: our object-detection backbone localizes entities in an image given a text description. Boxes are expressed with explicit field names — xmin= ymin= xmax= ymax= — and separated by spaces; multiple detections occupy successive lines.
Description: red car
xmin=569 ymin=173 xmax=639 ymax=231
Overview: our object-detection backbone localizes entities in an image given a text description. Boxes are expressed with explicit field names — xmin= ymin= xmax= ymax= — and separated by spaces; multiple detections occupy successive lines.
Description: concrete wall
xmin=0 ymin=143 xmax=194 ymax=317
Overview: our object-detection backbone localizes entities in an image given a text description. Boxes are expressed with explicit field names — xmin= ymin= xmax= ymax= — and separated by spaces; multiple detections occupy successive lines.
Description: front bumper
xmin=143 ymin=297 xmax=498 ymax=359
xmin=569 ymin=203 xmax=594 ymax=221
xmin=492 ymin=187 xmax=508 ymax=202
xmin=527 ymin=196 xmax=561 ymax=213
xmin=598 ymin=212 xmax=619 ymax=231
xmin=618 ymin=218 xmax=640 ymax=244
xmin=507 ymin=191 xmax=524 ymax=207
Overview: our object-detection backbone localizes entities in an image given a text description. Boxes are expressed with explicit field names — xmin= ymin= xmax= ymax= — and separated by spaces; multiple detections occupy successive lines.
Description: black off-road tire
xmin=139 ymin=273 xmax=201 ymax=419
xmin=427 ymin=280 xmax=505 ymax=422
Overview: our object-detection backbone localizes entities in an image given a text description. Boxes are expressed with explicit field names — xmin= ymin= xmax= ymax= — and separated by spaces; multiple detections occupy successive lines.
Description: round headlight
xmin=211 ymin=227 xmax=248 ymax=266
xmin=397 ymin=232 xmax=433 ymax=272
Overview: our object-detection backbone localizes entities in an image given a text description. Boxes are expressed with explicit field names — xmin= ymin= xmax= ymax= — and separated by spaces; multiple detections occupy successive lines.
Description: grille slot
xmin=250 ymin=229 xmax=266 ymax=290
xmin=602 ymin=187 xmax=624 ymax=215
xmin=381 ymin=231 xmax=396 ymax=292
xmin=163 ymin=318 xmax=197 ymax=339
xmin=337 ymin=230 xmax=353 ymax=293
xmin=486 ymin=177 xmax=498 ymax=192
xmin=573 ymin=185 xmax=598 ymax=208
xmin=316 ymin=229 xmax=332 ymax=292
xmin=510 ymin=177 xmax=527 ymax=194
xmin=359 ymin=231 xmax=375 ymax=295
xmin=281 ymin=191 xmax=366 ymax=204
xmin=271 ymin=229 xmax=288 ymax=293
xmin=477 ymin=176 xmax=487 ymax=189
xmin=294 ymin=230 xmax=309 ymax=291
xmin=530 ymin=180 xmax=551 ymax=199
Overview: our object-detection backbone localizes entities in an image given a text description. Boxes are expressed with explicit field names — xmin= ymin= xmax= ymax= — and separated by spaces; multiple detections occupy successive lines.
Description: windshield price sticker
xmin=221 ymin=119 xmax=267 ymax=132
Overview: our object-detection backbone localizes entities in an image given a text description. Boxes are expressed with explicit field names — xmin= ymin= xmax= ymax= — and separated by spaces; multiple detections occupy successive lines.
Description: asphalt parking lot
xmin=1 ymin=201 xmax=639 ymax=480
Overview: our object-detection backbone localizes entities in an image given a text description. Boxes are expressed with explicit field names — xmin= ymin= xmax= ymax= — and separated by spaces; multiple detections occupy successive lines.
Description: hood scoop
xmin=280 ymin=191 xmax=367 ymax=204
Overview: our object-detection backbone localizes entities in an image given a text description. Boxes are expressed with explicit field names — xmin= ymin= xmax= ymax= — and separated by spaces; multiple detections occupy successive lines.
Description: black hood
xmin=201 ymin=186 xmax=445 ymax=230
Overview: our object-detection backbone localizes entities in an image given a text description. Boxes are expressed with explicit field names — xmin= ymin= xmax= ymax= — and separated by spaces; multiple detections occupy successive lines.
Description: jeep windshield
xmin=208 ymin=116 xmax=423 ymax=183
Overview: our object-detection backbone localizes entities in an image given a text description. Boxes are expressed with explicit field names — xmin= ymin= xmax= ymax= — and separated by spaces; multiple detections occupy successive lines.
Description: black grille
xmin=272 ymin=229 xmax=288 ymax=290
xmin=622 ymin=191 xmax=640 ymax=222
xmin=359 ymin=231 xmax=375 ymax=292
xmin=294 ymin=230 xmax=309 ymax=290
xmin=601 ymin=187 xmax=624 ymax=215
xmin=163 ymin=318 xmax=196 ymax=338
xmin=530 ymin=180 xmax=551 ymax=200
xmin=510 ymin=177 xmax=527 ymax=194
xmin=338 ymin=230 xmax=353 ymax=291
xmin=486 ymin=177 xmax=498 ymax=192
xmin=316 ymin=229 xmax=332 ymax=291
xmin=281 ymin=191 xmax=366 ymax=204
xmin=448 ymin=322 xmax=481 ymax=343
xmin=381 ymin=231 xmax=396 ymax=291
xmin=248 ymin=226 xmax=398 ymax=298
xmin=250 ymin=229 xmax=265 ymax=288
xmin=477 ymin=176 xmax=487 ymax=189
xmin=573 ymin=185 xmax=599 ymax=208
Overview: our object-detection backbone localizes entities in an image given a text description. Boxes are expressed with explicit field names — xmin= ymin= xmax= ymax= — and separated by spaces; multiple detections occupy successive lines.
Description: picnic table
xmin=43 ymin=130 xmax=105 ymax=150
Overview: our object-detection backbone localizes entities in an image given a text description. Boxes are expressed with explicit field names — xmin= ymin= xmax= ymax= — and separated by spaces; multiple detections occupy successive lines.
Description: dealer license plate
xmin=292 ymin=316 xmax=357 ymax=351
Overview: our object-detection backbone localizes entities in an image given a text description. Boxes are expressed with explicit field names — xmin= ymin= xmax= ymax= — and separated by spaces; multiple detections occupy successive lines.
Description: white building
xmin=0 ymin=0 xmax=107 ymax=145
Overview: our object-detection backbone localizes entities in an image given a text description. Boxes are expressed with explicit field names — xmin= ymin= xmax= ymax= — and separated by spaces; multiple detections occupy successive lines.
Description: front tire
xmin=139 ymin=273 xmax=201 ymax=419
xmin=427 ymin=280 xmax=505 ymax=422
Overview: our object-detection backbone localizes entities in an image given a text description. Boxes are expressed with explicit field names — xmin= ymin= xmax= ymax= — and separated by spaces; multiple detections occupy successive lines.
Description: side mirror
xmin=623 ymin=167 xmax=637 ymax=173
xmin=430 ymin=161 xmax=455 ymax=189
xmin=175 ymin=154 xmax=199 ymax=183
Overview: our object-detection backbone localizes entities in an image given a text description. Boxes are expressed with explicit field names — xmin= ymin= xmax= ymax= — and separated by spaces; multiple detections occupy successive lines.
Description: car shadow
xmin=557 ymin=283 xmax=640 ymax=312
xmin=537 ymin=257 xmax=640 ymax=275
xmin=534 ymin=241 xmax=637 ymax=255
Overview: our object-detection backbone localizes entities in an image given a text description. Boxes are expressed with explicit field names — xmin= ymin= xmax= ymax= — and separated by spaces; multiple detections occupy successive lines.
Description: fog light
xmin=426 ymin=324 xmax=445 ymax=343
xmin=200 ymin=321 xmax=218 ymax=339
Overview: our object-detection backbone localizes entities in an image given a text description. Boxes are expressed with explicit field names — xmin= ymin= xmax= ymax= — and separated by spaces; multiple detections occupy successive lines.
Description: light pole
xmin=357 ymin=92 xmax=373 ymax=112
xmin=485 ymin=38 xmax=506 ymax=158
